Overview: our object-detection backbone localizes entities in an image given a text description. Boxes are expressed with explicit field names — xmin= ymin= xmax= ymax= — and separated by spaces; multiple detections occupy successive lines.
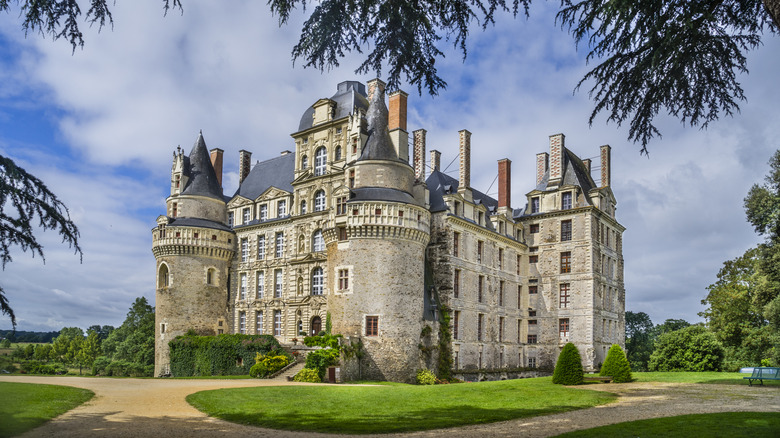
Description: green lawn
xmin=554 ymin=412 xmax=780 ymax=437
xmin=633 ymin=371 xmax=780 ymax=386
xmin=0 ymin=382 xmax=94 ymax=438
xmin=187 ymin=377 xmax=616 ymax=434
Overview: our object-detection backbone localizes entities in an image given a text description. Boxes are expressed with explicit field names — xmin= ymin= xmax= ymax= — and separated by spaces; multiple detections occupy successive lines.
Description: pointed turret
xmin=359 ymin=81 xmax=398 ymax=161
xmin=181 ymin=132 xmax=224 ymax=200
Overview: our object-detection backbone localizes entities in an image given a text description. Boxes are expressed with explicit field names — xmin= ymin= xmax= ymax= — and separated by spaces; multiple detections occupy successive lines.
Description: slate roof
xmin=349 ymin=187 xmax=417 ymax=205
xmin=167 ymin=217 xmax=233 ymax=232
xmin=297 ymin=81 xmax=369 ymax=133
xmin=534 ymin=148 xmax=597 ymax=194
xmin=425 ymin=169 xmax=497 ymax=231
xmin=181 ymin=133 xmax=224 ymax=201
xmin=233 ymin=153 xmax=295 ymax=200
xmin=358 ymin=85 xmax=398 ymax=162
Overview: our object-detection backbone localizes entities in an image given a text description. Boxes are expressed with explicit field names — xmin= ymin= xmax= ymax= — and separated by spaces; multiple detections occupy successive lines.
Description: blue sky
xmin=1 ymin=2 xmax=778 ymax=331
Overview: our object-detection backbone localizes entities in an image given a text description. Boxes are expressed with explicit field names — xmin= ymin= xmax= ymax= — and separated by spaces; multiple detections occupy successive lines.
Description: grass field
xmin=0 ymin=382 xmax=94 ymax=438
xmin=633 ymin=371 xmax=780 ymax=386
xmin=554 ymin=412 xmax=780 ymax=437
xmin=187 ymin=377 xmax=616 ymax=434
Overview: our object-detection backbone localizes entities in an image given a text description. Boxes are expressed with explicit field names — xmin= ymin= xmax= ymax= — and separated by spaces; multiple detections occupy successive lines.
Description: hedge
xmin=168 ymin=333 xmax=288 ymax=377
xmin=553 ymin=342 xmax=584 ymax=385
xmin=600 ymin=344 xmax=633 ymax=382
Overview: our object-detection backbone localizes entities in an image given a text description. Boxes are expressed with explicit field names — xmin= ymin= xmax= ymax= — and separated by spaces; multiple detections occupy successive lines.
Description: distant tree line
xmin=0 ymin=330 xmax=60 ymax=343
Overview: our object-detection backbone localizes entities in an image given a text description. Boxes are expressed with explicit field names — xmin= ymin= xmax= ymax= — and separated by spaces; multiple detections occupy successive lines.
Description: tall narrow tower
xmin=151 ymin=133 xmax=235 ymax=376
xmin=325 ymin=80 xmax=431 ymax=382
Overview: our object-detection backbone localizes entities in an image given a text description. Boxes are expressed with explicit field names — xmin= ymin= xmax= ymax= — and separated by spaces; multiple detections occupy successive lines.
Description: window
xmin=313 ymin=230 xmax=324 ymax=252
xmin=531 ymin=197 xmax=540 ymax=213
xmin=314 ymin=190 xmax=326 ymax=211
xmin=256 ymin=311 xmax=264 ymax=334
xmin=528 ymin=357 xmax=537 ymax=368
xmin=453 ymin=232 xmax=460 ymax=257
xmin=275 ymin=232 xmax=284 ymax=258
xmin=529 ymin=310 xmax=537 ymax=317
xmin=561 ymin=220 xmax=572 ymax=241
xmin=338 ymin=269 xmax=349 ymax=291
xmin=517 ymin=320 xmax=522 ymax=343
xmin=228 ymin=212 xmax=234 ymax=227
xmin=241 ymin=238 xmax=249 ymax=262
xmin=274 ymin=310 xmax=282 ymax=336
xmin=256 ymin=271 xmax=264 ymax=298
xmin=530 ymin=223 xmax=539 ymax=234
xmin=243 ymin=207 xmax=251 ymax=224
xmin=499 ymin=317 xmax=505 ymax=342
xmin=301 ymin=155 xmax=308 ymax=169
xmin=349 ymin=169 xmax=355 ymax=188
xmin=562 ymin=191 xmax=572 ymax=210
xmin=453 ymin=269 xmax=460 ymax=298
xmin=529 ymin=285 xmax=538 ymax=294
xmin=158 ymin=264 xmax=169 ymax=288
xmin=278 ymin=200 xmax=287 ymax=217
xmin=239 ymin=273 xmax=247 ymax=300
xmin=477 ymin=314 xmax=484 ymax=341
xmin=559 ymin=318 xmax=570 ymax=338
xmin=335 ymin=146 xmax=342 ymax=160
xmin=517 ymin=254 xmax=521 ymax=275
xmin=559 ymin=283 xmax=570 ymax=308
xmin=366 ymin=316 xmax=379 ymax=336
xmin=477 ymin=241 xmax=483 ymax=263
xmin=477 ymin=211 xmax=484 ymax=225
xmin=528 ymin=319 xmax=537 ymax=325
xmin=206 ymin=268 xmax=215 ymax=285
xmin=259 ymin=204 xmax=268 ymax=221
xmin=239 ymin=311 xmax=246 ymax=334
xmin=172 ymin=202 xmax=178 ymax=218
xmin=311 ymin=267 xmax=324 ymax=295
xmin=517 ymin=285 xmax=522 ymax=308
xmin=454 ymin=201 xmax=461 ymax=215
xmin=478 ymin=276 xmax=484 ymax=303
xmin=498 ymin=248 xmax=504 ymax=270
xmin=314 ymin=147 xmax=327 ymax=176
xmin=336 ymin=197 xmax=347 ymax=215
xmin=499 ymin=221 xmax=505 ymax=234
xmin=274 ymin=269 xmax=283 ymax=298
xmin=453 ymin=311 xmax=460 ymax=340
xmin=499 ymin=281 xmax=505 ymax=306
xmin=338 ymin=226 xmax=347 ymax=241
xmin=560 ymin=251 xmax=571 ymax=273
xmin=527 ymin=334 xmax=537 ymax=344
xmin=257 ymin=235 xmax=266 ymax=259
xmin=300 ymin=200 xmax=307 ymax=214
xmin=529 ymin=255 xmax=538 ymax=264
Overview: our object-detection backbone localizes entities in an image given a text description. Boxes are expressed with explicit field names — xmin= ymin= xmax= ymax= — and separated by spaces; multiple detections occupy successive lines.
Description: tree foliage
xmin=100 ymin=297 xmax=154 ymax=367
xmin=600 ymin=344 xmax=632 ymax=383
xmin=552 ymin=342 xmax=583 ymax=385
xmin=625 ymin=311 xmax=654 ymax=371
xmin=1 ymin=155 xmax=81 ymax=327
xmin=649 ymin=325 xmax=725 ymax=372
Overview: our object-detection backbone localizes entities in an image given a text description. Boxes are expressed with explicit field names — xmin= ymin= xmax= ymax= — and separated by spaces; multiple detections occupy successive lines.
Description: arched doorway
xmin=311 ymin=316 xmax=322 ymax=336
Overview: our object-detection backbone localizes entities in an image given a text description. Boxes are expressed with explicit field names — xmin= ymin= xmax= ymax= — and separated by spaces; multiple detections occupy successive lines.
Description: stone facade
xmin=152 ymin=80 xmax=626 ymax=380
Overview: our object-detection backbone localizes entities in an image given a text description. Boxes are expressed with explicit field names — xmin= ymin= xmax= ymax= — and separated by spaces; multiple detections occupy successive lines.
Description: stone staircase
xmin=269 ymin=361 xmax=306 ymax=382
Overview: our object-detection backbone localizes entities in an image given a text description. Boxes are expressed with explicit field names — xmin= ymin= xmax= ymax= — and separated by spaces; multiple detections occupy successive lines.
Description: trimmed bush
xmin=600 ymin=344 xmax=633 ymax=382
xmin=416 ymin=368 xmax=436 ymax=385
xmin=249 ymin=353 xmax=290 ymax=378
xmin=293 ymin=368 xmax=322 ymax=382
xmin=552 ymin=342 xmax=584 ymax=385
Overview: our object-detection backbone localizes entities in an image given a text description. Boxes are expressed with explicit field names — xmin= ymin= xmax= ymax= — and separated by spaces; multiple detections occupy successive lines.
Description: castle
xmin=152 ymin=80 xmax=626 ymax=381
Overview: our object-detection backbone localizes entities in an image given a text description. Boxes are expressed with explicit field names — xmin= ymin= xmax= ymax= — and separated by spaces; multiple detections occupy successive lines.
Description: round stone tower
xmin=325 ymin=80 xmax=431 ymax=382
xmin=151 ymin=133 xmax=235 ymax=376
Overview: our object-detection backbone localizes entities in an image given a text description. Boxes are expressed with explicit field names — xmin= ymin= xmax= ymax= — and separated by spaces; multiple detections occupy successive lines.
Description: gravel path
xmin=2 ymin=376 xmax=778 ymax=437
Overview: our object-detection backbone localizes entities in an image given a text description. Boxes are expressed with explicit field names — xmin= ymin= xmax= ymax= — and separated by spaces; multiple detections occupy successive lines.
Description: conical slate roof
xmin=359 ymin=85 xmax=398 ymax=161
xmin=181 ymin=132 xmax=224 ymax=200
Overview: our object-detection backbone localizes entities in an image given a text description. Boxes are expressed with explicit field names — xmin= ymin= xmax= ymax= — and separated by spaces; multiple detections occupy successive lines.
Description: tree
xmin=552 ymin=342 xmax=583 ymax=385
xmin=625 ymin=311 xmax=654 ymax=371
xmin=50 ymin=326 xmax=84 ymax=363
xmin=76 ymin=330 xmax=102 ymax=374
xmin=652 ymin=319 xmax=691 ymax=338
xmin=87 ymin=325 xmax=115 ymax=342
xmin=600 ymin=344 xmax=632 ymax=383
xmin=649 ymin=325 xmax=725 ymax=372
xmin=4 ymin=2 xmax=777 ymax=154
xmin=101 ymin=297 xmax=154 ymax=366
xmin=1 ymin=155 xmax=81 ymax=328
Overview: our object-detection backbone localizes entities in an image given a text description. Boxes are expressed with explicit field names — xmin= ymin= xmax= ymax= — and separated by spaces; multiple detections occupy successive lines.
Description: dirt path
xmin=2 ymin=376 xmax=778 ymax=437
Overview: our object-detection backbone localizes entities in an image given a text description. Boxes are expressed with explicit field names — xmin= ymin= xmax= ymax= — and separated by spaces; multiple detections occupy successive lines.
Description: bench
xmin=584 ymin=376 xmax=612 ymax=383
xmin=743 ymin=367 xmax=780 ymax=386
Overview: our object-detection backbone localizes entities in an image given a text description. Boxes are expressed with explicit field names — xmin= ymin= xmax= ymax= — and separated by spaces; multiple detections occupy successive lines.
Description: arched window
xmin=314 ymin=190 xmax=326 ymax=211
xmin=334 ymin=146 xmax=342 ymax=160
xmin=207 ymin=268 xmax=216 ymax=285
xmin=314 ymin=147 xmax=327 ymax=176
xmin=311 ymin=316 xmax=322 ymax=336
xmin=300 ymin=200 xmax=307 ymax=215
xmin=311 ymin=267 xmax=324 ymax=295
xmin=301 ymin=155 xmax=308 ymax=170
xmin=158 ymin=264 xmax=169 ymax=288
xmin=312 ymin=230 xmax=324 ymax=252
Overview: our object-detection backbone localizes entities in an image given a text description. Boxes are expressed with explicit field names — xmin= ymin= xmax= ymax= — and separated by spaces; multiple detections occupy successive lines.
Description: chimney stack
xmin=413 ymin=129 xmax=427 ymax=180
xmin=388 ymin=90 xmax=409 ymax=162
xmin=366 ymin=78 xmax=386 ymax=103
xmin=600 ymin=144 xmax=611 ymax=187
xmin=458 ymin=129 xmax=471 ymax=191
xmin=430 ymin=150 xmax=441 ymax=172
xmin=498 ymin=159 xmax=511 ymax=209
xmin=536 ymin=152 xmax=549 ymax=186
xmin=549 ymin=133 xmax=565 ymax=183
xmin=583 ymin=158 xmax=591 ymax=175
xmin=239 ymin=149 xmax=252 ymax=184
xmin=209 ymin=148 xmax=224 ymax=188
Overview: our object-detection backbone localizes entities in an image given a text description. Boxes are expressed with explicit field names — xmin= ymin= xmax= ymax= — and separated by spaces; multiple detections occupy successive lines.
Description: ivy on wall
xmin=168 ymin=333 xmax=288 ymax=377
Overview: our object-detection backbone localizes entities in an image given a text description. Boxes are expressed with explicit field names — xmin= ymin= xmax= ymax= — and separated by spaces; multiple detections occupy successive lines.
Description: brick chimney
xmin=600 ymin=144 xmax=611 ymax=187
xmin=549 ymin=133 xmax=565 ymax=184
xmin=413 ymin=129 xmax=427 ymax=180
xmin=458 ymin=129 xmax=471 ymax=191
xmin=239 ymin=149 xmax=252 ymax=184
xmin=536 ymin=152 xmax=549 ymax=186
xmin=388 ymin=90 xmax=409 ymax=163
xmin=498 ymin=159 xmax=511 ymax=209
xmin=209 ymin=148 xmax=224 ymax=188
xmin=366 ymin=78 xmax=386 ymax=103
xmin=430 ymin=150 xmax=441 ymax=172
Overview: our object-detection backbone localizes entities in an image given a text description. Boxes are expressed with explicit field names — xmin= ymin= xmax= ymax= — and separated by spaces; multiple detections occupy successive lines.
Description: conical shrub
xmin=552 ymin=342 xmax=583 ymax=385
xmin=600 ymin=344 xmax=633 ymax=383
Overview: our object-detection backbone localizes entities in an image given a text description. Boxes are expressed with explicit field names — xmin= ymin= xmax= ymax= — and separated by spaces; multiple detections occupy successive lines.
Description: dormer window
xmin=301 ymin=200 xmax=307 ymax=215
xmin=335 ymin=146 xmax=342 ymax=160
xmin=301 ymin=155 xmax=308 ymax=170
xmin=314 ymin=147 xmax=327 ymax=176
xmin=278 ymin=200 xmax=287 ymax=217
xmin=531 ymin=197 xmax=540 ymax=214
xmin=478 ymin=211 xmax=484 ymax=225
xmin=259 ymin=204 xmax=268 ymax=221
xmin=228 ymin=212 xmax=234 ymax=227
xmin=562 ymin=191 xmax=572 ymax=210
xmin=243 ymin=208 xmax=251 ymax=224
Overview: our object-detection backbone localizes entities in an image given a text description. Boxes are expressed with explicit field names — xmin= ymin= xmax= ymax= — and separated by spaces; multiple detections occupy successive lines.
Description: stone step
xmin=270 ymin=361 xmax=306 ymax=382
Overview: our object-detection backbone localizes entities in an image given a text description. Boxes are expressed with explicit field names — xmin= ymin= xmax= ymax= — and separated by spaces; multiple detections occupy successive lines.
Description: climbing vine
xmin=437 ymin=305 xmax=453 ymax=380
xmin=168 ymin=333 xmax=288 ymax=377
